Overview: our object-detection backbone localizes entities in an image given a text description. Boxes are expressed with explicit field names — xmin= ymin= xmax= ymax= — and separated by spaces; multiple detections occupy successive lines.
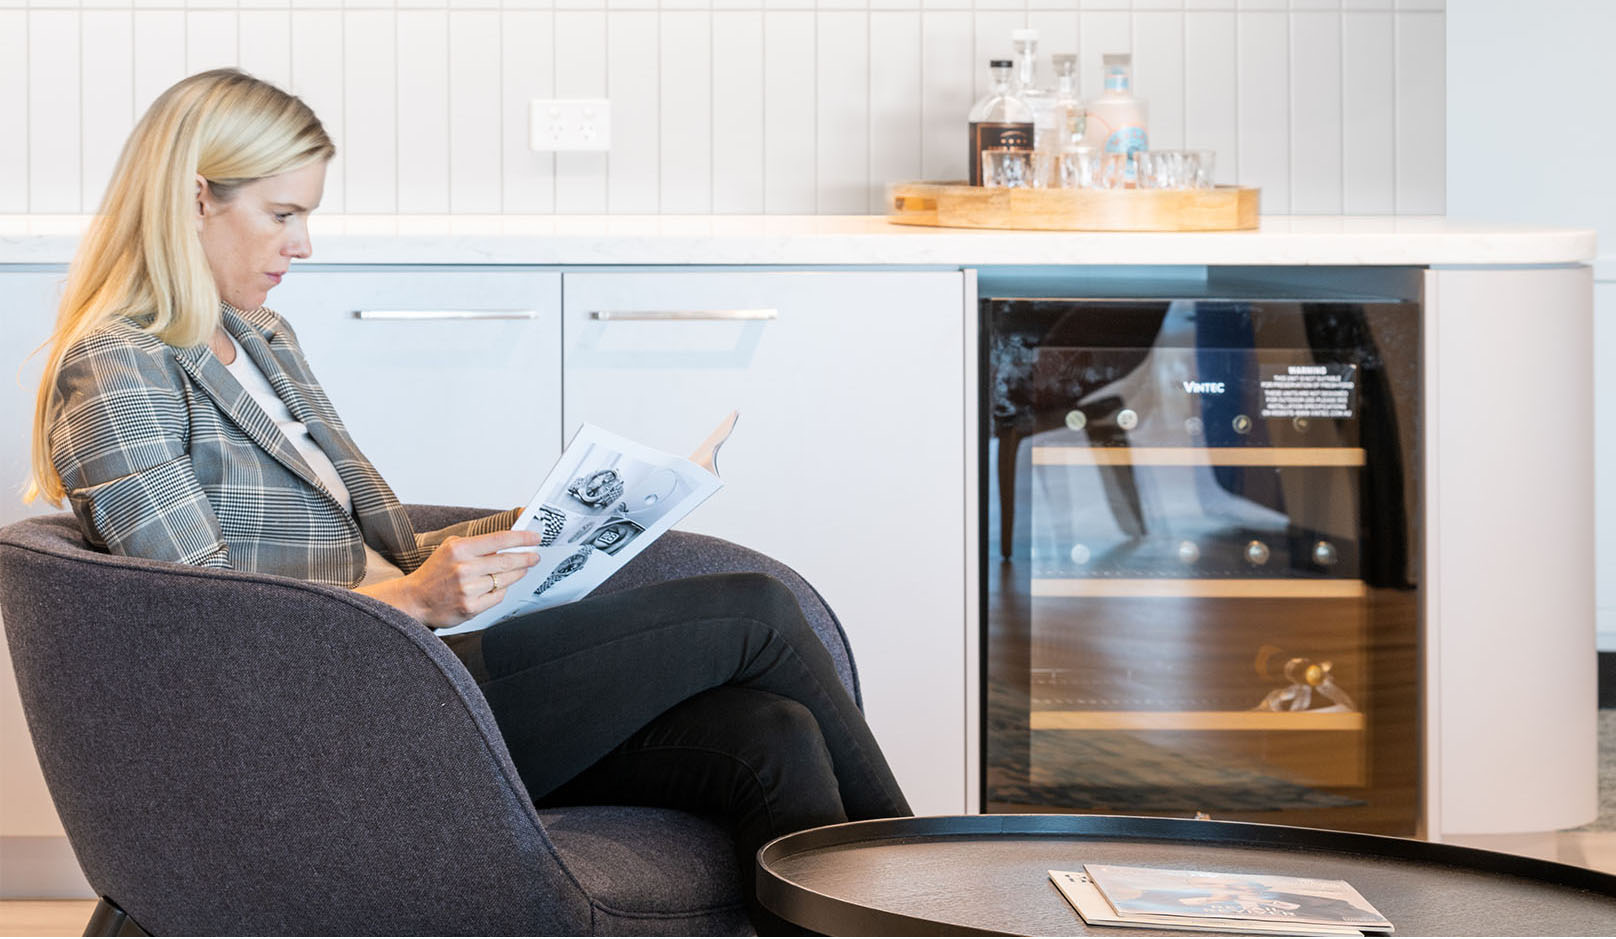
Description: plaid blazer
xmin=47 ymin=303 xmax=519 ymax=587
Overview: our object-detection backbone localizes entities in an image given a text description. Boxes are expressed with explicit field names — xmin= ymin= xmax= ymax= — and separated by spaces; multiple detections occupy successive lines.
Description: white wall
xmin=1 ymin=0 xmax=1446 ymax=216
xmin=1446 ymin=1 xmax=1615 ymax=652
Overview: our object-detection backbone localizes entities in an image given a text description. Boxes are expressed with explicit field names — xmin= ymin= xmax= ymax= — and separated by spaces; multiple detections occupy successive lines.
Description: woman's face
xmin=194 ymin=160 xmax=326 ymax=312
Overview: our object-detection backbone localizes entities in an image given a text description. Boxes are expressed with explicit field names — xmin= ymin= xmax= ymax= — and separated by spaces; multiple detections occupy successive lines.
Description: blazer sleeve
xmin=414 ymin=508 xmax=523 ymax=552
xmin=47 ymin=327 xmax=232 ymax=569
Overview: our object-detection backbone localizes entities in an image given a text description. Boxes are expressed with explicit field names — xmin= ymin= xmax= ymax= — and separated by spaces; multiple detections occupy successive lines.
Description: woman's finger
xmin=463 ymin=549 xmax=543 ymax=580
xmin=467 ymin=569 xmax=508 ymax=597
xmin=465 ymin=583 xmax=507 ymax=616
xmin=459 ymin=528 xmax=544 ymax=556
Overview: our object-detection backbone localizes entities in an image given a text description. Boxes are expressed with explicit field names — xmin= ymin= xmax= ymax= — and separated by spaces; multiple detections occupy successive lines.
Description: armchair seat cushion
xmin=537 ymin=807 xmax=749 ymax=935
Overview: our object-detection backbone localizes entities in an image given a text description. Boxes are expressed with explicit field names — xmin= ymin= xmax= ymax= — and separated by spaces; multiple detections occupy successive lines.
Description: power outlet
xmin=529 ymin=98 xmax=612 ymax=152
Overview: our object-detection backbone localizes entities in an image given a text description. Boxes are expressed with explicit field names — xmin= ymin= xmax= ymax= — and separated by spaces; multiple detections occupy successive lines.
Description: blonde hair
xmin=26 ymin=68 xmax=334 ymax=505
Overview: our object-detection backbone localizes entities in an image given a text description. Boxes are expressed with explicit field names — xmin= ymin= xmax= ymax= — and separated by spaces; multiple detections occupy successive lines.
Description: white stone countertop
xmin=0 ymin=214 xmax=1597 ymax=267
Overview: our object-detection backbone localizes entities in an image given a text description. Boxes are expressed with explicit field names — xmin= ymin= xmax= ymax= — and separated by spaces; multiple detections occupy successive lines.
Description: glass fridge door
xmin=983 ymin=296 xmax=1421 ymax=835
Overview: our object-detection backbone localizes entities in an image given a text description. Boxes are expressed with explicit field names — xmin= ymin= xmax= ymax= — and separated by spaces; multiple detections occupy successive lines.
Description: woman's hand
xmin=359 ymin=529 xmax=543 ymax=628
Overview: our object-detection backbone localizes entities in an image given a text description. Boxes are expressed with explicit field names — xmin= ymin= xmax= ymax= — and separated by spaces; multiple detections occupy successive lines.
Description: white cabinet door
xmin=265 ymin=269 xmax=563 ymax=510
xmin=563 ymin=270 xmax=970 ymax=815
xmin=1 ymin=267 xmax=75 ymax=845
xmin=1 ymin=269 xmax=67 ymax=529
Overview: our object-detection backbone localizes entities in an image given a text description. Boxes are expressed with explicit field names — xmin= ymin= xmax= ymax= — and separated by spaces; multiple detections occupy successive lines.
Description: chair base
xmin=84 ymin=897 xmax=150 ymax=937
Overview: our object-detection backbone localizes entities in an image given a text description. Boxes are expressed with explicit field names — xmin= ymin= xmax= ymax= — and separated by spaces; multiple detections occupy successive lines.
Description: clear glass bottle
xmin=1048 ymin=53 xmax=1087 ymax=152
xmin=1010 ymin=29 xmax=1056 ymax=152
xmin=1082 ymin=52 xmax=1149 ymax=183
xmin=967 ymin=59 xmax=1035 ymax=186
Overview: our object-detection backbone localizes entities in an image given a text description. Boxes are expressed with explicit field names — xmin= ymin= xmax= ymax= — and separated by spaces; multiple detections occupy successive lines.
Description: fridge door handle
xmin=352 ymin=309 xmax=543 ymax=320
xmin=588 ymin=309 xmax=779 ymax=321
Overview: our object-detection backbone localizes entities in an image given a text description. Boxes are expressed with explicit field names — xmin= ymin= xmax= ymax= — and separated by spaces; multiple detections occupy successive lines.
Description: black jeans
xmin=452 ymin=571 xmax=912 ymax=916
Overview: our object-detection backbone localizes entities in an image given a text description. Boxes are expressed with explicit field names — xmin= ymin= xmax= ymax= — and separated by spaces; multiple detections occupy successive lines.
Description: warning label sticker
xmin=1259 ymin=363 xmax=1357 ymax=419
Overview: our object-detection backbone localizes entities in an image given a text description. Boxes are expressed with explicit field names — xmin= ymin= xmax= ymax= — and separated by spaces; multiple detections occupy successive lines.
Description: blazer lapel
xmin=169 ymin=329 xmax=330 ymax=500
xmin=223 ymin=304 xmax=424 ymax=567
xmin=223 ymin=306 xmax=323 ymax=429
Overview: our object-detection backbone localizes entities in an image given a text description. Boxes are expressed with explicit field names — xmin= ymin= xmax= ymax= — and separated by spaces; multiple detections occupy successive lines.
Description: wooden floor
xmin=4 ymin=831 xmax=1615 ymax=935
xmin=0 ymin=900 xmax=94 ymax=938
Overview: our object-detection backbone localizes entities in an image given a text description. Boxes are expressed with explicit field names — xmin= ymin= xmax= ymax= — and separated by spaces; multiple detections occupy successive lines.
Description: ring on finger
xmin=487 ymin=572 xmax=501 ymax=593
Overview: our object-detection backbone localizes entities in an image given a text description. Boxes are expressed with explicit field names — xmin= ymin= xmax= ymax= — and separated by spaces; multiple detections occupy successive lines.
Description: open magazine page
xmin=1048 ymin=871 xmax=1368 ymax=937
xmin=1082 ymin=864 xmax=1392 ymax=931
xmin=436 ymin=422 xmax=725 ymax=636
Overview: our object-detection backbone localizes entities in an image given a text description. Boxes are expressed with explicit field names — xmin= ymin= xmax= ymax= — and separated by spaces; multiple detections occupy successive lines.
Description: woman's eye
xmin=273 ymin=212 xmax=293 ymax=222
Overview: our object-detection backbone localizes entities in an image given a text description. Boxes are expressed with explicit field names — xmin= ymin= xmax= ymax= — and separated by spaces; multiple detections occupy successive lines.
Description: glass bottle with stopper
xmin=1010 ymin=29 xmax=1056 ymax=152
xmin=967 ymin=59 xmax=1034 ymax=185
xmin=1048 ymin=53 xmax=1087 ymax=152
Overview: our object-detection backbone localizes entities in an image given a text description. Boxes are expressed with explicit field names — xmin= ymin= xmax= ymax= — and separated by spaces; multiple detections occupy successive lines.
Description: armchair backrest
xmin=0 ymin=514 xmax=589 ymax=935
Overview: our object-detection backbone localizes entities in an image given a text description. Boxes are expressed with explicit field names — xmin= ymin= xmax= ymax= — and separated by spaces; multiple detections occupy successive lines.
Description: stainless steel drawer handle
xmin=589 ymin=309 xmax=779 ymax=322
xmin=352 ymin=310 xmax=542 ymax=320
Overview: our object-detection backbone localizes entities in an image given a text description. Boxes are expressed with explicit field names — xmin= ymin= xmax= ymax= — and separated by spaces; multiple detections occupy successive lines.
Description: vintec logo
xmin=1182 ymin=380 xmax=1227 ymax=395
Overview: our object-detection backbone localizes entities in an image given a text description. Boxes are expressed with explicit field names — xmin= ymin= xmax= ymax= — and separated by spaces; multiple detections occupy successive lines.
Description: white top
xmin=0 ymin=215 xmax=1598 ymax=267
xmin=221 ymin=334 xmax=406 ymax=587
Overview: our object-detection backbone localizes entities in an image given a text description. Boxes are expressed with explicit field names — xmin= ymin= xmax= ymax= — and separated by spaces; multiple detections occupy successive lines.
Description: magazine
xmin=1049 ymin=865 xmax=1393 ymax=936
xmin=435 ymin=412 xmax=737 ymax=636
xmin=1048 ymin=871 xmax=1366 ymax=936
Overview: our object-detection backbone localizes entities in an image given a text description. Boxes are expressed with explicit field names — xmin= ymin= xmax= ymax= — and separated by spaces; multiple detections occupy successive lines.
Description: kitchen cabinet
xmin=264 ymin=269 xmax=563 ymax=510
xmin=562 ymin=270 xmax=972 ymax=815
xmin=0 ymin=269 xmax=65 ymax=530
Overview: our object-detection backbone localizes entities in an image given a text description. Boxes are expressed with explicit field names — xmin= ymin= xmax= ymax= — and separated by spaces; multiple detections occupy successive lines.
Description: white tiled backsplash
xmin=1 ymin=0 xmax=1445 ymax=216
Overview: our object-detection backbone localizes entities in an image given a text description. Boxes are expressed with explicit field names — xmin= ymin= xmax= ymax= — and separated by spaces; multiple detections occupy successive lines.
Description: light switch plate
xmin=529 ymin=98 xmax=611 ymax=152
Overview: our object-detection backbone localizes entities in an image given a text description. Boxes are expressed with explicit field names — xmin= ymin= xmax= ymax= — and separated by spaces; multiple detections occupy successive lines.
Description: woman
xmin=28 ymin=68 xmax=910 ymax=927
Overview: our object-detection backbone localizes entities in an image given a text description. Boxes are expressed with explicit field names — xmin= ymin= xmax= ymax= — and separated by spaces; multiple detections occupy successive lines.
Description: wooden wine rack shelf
xmin=1031 ymin=578 xmax=1368 ymax=599
xmin=1031 ymin=446 xmax=1367 ymax=467
xmin=1030 ymin=709 xmax=1366 ymax=732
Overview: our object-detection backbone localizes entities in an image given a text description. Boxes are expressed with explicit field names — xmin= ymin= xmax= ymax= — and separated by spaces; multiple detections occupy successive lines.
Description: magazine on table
xmin=435 ymin=412 xmax=738 ymax=637
xmin=1049 ymin=864 xmax=1393 ymax=936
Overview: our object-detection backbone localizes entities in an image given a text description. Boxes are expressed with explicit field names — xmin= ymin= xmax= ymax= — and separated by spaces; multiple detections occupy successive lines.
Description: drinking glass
xmin=1032 ymin=151 xmax=1060 ymax=189
xmin=1098 ymin=151 xmax=1131 ymax=190
xmin=982 ymin=149 xmax=1034 ymax=189
xmin=1057 ymin=147 xmax=1103 ymax=189
xmin=1135 ymin=150 xmax=1203 ymax=189
xmin=1189 ymin=148 xmax=1217 ymax=188
xmin=1134 ymin=150 xmax=1160 ymax=188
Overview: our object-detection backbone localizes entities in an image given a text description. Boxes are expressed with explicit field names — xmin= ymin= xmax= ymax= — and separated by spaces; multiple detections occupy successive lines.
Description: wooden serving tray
xmin=888 ymin=180 xmax=1259 ymax=232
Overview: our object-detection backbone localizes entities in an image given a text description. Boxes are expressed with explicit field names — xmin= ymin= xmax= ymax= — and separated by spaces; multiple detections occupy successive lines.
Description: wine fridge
xmin=982 ymin=285 xmax=1422 ymax=835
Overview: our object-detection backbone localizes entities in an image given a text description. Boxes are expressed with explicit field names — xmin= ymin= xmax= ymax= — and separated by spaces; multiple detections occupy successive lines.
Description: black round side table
xmin=757 ymin=815 xmax=1616 ymax=936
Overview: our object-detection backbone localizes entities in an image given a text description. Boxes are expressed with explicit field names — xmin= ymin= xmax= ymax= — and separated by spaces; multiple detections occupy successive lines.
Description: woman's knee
xmin=699 ymin=573 xmax=820 ymax=643
xmin=747 ymin=694 xmax=828 ymax=756
xmin=709 ymin=571 xmax=800 ymax=618
xmin=726 ymin=694 xmax=842 ymax=808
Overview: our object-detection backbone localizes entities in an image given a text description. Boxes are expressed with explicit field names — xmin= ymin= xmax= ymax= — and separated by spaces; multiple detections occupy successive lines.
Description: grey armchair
xmin=0 ymin=507 xmax=861 ymax=936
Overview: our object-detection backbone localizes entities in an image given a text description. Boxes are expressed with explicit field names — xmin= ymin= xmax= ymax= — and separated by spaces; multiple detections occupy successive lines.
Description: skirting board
xmin=0 ymin=837 xmax=92 ymax=898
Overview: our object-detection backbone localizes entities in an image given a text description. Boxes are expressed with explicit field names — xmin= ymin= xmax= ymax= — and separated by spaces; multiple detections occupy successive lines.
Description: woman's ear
xmin=193 ymin=174 xmax=209 ymax=232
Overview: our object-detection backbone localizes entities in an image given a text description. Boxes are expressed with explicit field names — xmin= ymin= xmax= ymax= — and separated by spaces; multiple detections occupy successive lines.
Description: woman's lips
xmin=266 ymin=272 xmax=283 ymax=285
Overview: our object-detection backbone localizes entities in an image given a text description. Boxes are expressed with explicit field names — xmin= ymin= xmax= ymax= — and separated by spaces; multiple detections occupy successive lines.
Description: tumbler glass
xmin=1032 ymin=151 xmax=1060 ymax=189
xmin=1136 ymin=150 xmax=1203 ymax=189
xmin=982 ymin=149 xmax=1034 ymax=189
xmin=1189 ymin=148 xmax=1217 ymax=188
xmin=1057 ymin=147 xmax=1103 ymax=189
xmin=1098 ymin=151 xmax=1131 ymax=189
xmin=1134 ymin=150 xmax=1160 ymax=188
